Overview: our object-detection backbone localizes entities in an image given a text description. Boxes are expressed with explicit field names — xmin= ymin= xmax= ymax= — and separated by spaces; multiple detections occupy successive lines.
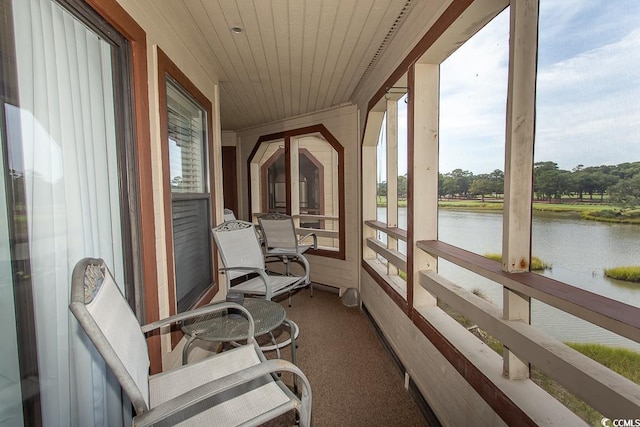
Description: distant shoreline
xmin=376 ymin=198 xmax=640 ymax=224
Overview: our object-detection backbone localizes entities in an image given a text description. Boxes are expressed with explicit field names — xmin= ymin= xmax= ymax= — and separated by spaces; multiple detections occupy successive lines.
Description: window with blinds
xmin=167 ymin=80 xmax=206 ymax=193
xmin=166 ymin=77 xmax=212 ymax=312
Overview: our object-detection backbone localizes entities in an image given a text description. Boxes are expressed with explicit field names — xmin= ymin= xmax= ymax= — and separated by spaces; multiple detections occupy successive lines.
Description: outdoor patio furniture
xmin=211 ymin=220 xmax=311 ymax=305
xmin=223 ymin=208 xmax=236 ymax=221
xmin=257 ymin=212 xmax=317 ymax=257
xmin=69 ymin=257 xmax=312 ymax=426
xmin=257 ymin=213 xmax=316 ymax=295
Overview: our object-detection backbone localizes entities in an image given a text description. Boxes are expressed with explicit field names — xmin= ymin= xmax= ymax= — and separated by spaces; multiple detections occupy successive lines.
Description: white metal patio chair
xmin=257 ymin=212 xmax=317 ymax=257
xmin=69 ymin=257 xmax=312 ymax=427
xmin=211 ymin=220 xmax=311 ymax=306
xmin=257 ymin=213 xmax=317 ymax=296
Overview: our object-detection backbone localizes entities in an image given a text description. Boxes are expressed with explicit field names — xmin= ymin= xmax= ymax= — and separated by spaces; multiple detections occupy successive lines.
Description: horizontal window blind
xmin=167 ymin=81 xmax=205 ymax=193
xmin=165 ymin=77 xmax=212 ymax=313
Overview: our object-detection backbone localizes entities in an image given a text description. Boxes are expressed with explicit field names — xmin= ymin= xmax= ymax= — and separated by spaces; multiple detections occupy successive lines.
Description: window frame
xmin=158 ymin=48 xmax=218 ymax=326
xmin=248 ymin=124 xmax=346 ymax=260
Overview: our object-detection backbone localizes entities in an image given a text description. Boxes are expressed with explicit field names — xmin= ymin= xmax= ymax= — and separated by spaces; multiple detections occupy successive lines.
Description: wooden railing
xmin=417 ymin=240 xmax=640 ymax=342
xmin=362 ymin=220 xmax=640 ymax=419
xmin=364 ymin=220 xmax=407 ymax=271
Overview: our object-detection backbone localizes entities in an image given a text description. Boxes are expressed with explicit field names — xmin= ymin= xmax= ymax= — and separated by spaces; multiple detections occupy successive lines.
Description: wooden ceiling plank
xmin=271 ymin=0 xmax=293 ymax=119
xmin=231 ymin=1 xmax=275 ymax=124
xmin=287 ymin=1 xmax=305 ymax=117
xmin=313 ymin=0 xmax=358 ymax=111
xmin=298 ymin=0 xmax=322 ymax=116
xmin=213 ymin=1 xmax=269 ymax=124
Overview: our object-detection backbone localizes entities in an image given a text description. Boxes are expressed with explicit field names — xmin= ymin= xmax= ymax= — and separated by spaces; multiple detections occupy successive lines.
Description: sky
xmin=388 ymin=0 xmax=640 ymax=176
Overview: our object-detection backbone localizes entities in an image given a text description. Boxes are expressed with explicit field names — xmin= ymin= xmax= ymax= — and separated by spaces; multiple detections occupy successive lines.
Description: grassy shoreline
xmin=376 ymin=197 xmax=640 ymax=224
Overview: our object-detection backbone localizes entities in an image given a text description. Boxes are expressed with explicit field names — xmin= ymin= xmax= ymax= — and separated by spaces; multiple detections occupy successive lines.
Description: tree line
xmin=377 ymin=161 xmax=640 ymax=208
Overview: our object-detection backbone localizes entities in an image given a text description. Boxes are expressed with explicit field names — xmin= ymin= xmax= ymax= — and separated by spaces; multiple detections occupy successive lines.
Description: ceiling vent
xmin=360 ymin=0 xmax=416 ymax=83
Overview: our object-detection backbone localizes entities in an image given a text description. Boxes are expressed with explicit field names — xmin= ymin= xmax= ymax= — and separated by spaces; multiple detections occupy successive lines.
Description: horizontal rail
xmin=364 ymin=220 xmax=408 ymax=241
xmin=294 ymin=214 xmax=339 ymax=221
xmin=366 ymin=238 xmax=407 ymax=272
xmin=296 ymin=227 xmax=338 ymax=240
xmin=419 ymin=270 xmax=640 ymax=418
xmin=417 ymin=239 xmax=640 ymax=343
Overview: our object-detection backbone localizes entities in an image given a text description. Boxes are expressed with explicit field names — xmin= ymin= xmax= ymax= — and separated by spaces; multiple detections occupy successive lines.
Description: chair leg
xmin=182 ymin=335 xmax=197 ymax=365
xmin=284 ymin=256 xmax=291 ymax=276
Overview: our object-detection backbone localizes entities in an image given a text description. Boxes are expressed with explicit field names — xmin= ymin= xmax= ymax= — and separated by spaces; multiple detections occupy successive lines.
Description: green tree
xmin=469 ymin=177 xmax=492 ymax=201
xmin=397 ymin=174 xmax=407 ymax=199
xmin=487 ymin=169 xmax=504 ymax=195
xmin=609 ymin=175 xmax=640 ymax=208
xmin=443 ymin=169 xmax=474 ymax=198
xmin=591 ymin=171 xmax=618 ymax=201
xmin=610 ymin=162 xmax=640 ymax=180
xmin=534 ymin=162 xmax=571 ymax=201
xmin=377 ymin=181 xmax=387 ymax=198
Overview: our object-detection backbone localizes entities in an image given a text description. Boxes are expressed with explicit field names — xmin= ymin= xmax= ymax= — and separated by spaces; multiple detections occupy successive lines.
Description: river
xmin=377 ymin=207 xmax=640 ymax=350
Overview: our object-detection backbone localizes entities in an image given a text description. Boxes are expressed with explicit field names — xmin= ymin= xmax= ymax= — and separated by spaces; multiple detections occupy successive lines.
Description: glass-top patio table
xmin=180 ymin=298 xmax=298 ymax=365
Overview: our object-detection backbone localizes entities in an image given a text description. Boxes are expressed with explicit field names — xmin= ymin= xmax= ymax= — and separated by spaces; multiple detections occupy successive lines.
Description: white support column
xmin=386 ymin=100 xmax=399 ymax=276
xmin=290 ymin=138 xmax=300 ymax=227
xmin=412 ymin=63 xmax=439 ymax=309
xmin=250 ymin=161 xmax=261 ymax=220
xmin=363 ymin=112 xmax=385 ymax=260
xmin=502 ymin=0 xmax=539 ymax=380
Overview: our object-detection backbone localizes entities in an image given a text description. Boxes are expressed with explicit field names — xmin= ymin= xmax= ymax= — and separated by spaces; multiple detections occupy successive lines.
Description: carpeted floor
xmin=261 ymin=287 xmax=429 ymax=426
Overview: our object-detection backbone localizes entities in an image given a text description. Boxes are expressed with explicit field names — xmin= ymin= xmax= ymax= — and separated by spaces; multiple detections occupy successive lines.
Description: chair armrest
xmin=133 ymin=358 xmax=312 ymax=427
xmin=263 ymin=250 xmax=303 ymax=258
xmin=141 ymin=302 xmax=255 ymax=340
xmin=221 ymin=266 xmax=274 ymax=300
xmin=219 ymin=266 xmax=263 ymax=274
xmin=299 ymin=232 xmax=318 ymax=249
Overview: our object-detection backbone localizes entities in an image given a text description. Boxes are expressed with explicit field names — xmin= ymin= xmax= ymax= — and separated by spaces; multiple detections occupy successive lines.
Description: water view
xmin=377 ymin=207 xmax=640 ymax=350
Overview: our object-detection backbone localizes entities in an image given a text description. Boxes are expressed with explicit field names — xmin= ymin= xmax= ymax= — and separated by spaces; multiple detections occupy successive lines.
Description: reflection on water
xmin=377 ymin=207 xmax=640 ymax=350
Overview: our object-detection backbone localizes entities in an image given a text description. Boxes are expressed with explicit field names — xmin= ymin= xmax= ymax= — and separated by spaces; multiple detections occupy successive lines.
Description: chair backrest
xmin=211 ymin=220 xmax=266 ymax=281
xmin=223 ymin=208 xmax=236 ymax=221
xmin=69 ymin=258 xmax=150 ymax=415
xmin=257 ymin=213 xmax=298 ymax=250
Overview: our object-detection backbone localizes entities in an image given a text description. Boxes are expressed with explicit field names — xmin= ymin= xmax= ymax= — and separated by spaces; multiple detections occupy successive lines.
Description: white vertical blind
xmin=9 ymin=0 xmax=126 ymax=425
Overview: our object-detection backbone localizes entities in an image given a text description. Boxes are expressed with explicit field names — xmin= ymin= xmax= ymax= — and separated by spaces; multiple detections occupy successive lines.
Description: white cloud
xmin=438 ymin=4 xmax=640 ymax=174
xmin=439 ymin=9 xmax=509 ymax=174
xmin=535 ymin=28 xmax=640 ymax=169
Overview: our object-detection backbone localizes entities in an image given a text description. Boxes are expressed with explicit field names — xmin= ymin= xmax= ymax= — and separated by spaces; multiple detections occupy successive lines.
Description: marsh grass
xmin=603 ymin=266 xmax=640 ymax=283
xmin=483 ymin=253 xmax=550 ymax=270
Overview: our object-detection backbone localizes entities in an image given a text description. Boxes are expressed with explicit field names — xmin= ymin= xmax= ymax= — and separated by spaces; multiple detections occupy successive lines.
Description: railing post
xmin=502 ymin=0 xmax=539 ymax=380
xmin=503 ymin=289 xmax=530 ymax=379
xmin=412 ymin=63 xmax=439 ymax=309
xmin=386 ymin=99 xmax=399 ymax=277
